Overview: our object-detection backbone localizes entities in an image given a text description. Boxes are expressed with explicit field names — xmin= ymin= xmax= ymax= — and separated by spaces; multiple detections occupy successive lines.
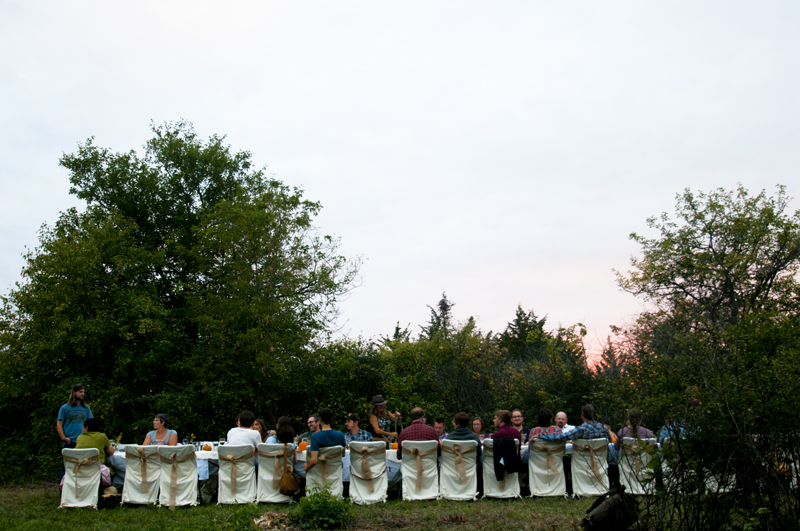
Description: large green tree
xmin=0 ymin=122 xmax=359 ymax=478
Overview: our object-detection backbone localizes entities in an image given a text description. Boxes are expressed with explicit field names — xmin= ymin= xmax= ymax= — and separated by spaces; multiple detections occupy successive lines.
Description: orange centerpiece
xmin=391 ymin=442 xmax=398 ymax=449
xmin=298 ymin=441 xmax=307 ymax=451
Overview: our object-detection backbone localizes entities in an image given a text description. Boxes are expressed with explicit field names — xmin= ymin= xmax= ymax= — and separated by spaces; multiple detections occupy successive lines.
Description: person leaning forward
xmin=304 ymin=408 xmax=346 ymax=472
xmin=396 ymin=408 xmax=439 ymax=460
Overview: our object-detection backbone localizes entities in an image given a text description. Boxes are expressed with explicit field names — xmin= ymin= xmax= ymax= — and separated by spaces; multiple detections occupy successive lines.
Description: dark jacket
xmin=491 ymin=438 xmax=521 ymax=481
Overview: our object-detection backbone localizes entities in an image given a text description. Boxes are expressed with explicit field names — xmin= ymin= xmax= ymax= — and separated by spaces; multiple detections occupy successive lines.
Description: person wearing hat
xmin=368 ymin=394 xmax=401 ymax=443
xmin=343 ymin=413 xmax=373 ymax=446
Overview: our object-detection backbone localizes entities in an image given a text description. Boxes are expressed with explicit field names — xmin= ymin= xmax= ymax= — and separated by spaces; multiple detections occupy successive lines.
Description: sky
xmin=2 ymin=1 xmax=799 ymax=359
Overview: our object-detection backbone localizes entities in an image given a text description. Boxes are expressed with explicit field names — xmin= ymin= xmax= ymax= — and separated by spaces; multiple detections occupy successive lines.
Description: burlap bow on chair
xmin=159 ymin=451 xmax=196 ymax=510
xmin=573 ymin=442 xmax=604 ymax=485
xmin=441 ymin=443 xmax=477 ymax=485
xmin=350 ymin=446 xmax=386 ymax=493
xmin=125 ymin=447 xmax=158 ymax=493
xmin=530 ymin=443 xmax=566 ymax=483
xmin=218 ymin=453 xmax=251 ymax=498
xmin=257 ymin=447 xmax=291 ymax=490
xmin=625 ymin=442 xmax=646 ymax=476
xmin=408 ymin=446 xmax=438 ymax=492
xmin=63 ymin=454 xmax=99 ymax=498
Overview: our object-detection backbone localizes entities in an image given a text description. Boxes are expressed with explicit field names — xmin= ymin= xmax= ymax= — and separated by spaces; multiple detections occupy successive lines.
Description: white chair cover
xmin=571 ymin=438 xmax=609 ymax=496
xmin=620 ymin=437 xmax=657 ymax=495
xmin=157 ymin=445 xmax=198 ymax=509
xmin=528 ymin=440 xmax=566 ymax=497
xmin=439 ymin=439 xmax=479 ymax=501
xmin=400 ymin=440 xmax=439 ymax=501
xmin=349 ymin=441 xmax=388 ymax=505
xmin=217 ymin=444 xmax=256 ymax=504
xmin=482 ymin=438 xmax=520 ymax=499
xmin=306 ymin=446 xmax=345 ymax=498
xmin=257 ymin=443 xmax=296 ymax=503
xmin=60 ymin=448 xmax=101 ymax=509
xmin=121 ymin=445 xmax=161 ymax=505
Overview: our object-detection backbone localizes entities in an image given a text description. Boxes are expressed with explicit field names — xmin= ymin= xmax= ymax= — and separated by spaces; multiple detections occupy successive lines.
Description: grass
xmin=0 ymin=482 xmax=592 ymax=530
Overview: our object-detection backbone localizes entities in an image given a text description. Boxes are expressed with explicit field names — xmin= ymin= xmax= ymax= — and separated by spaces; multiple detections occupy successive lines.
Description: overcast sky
xmin=2 ymin=1 xmax=798 ymax=358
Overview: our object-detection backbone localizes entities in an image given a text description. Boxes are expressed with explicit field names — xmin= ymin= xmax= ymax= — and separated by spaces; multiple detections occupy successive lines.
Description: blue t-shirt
xmin=146 ymin=429 xmax=178 ymax=445
xmin=57 ymin=403 xmax=93 ymax=443
xmin=309 ymin=430 xmax=346 ymax=452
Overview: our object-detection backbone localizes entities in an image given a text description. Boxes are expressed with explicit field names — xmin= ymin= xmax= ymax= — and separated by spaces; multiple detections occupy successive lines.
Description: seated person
xmin=267 ymin=416 xmax=298 ymax=448
xmin=614 ymin=409 xmax=655 ymax=450
xmin=76 ymin=418 xmax=115 ymax=465
xmin=529 ymin=408 xmax=562 ymax=438
xmin=304 ymin=407 xmax=346 ymax=472
xmin=227 ymin=410 xmax=262 ymax=457
xmin=343 ymin=413 xmax=373 ymax=445
xmin=447 ymin=412 xmax=482 ymax=460
xmin=297 ymin=415 xmax=320 ymax=444
xmin=533 ymin=404 xmax=617 ymax=465
xmin=143 ymin=413 xmax=177 ymax=446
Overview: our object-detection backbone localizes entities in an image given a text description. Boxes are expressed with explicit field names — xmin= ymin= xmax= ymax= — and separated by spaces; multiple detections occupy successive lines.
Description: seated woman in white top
xmin=143 ymin=413 xmax=178 ymax=446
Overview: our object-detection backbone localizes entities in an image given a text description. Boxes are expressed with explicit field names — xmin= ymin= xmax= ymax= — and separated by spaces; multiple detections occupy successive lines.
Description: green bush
xmin=294 ymin=483 xmax=354 ymax=530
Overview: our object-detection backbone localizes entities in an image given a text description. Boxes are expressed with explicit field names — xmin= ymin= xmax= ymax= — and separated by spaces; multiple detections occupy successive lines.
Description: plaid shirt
xmin=530 ymin=425 xmax=562 ymax=438
xmin=490 ymin=424 xmax=523 ymax=441
xmin=344 ymin=429 xmax=373 ymax=445
xmin=536 ymin=420 xmax=610 ymax=442
xmin=397 ymin=420 xmax=439 ymax=459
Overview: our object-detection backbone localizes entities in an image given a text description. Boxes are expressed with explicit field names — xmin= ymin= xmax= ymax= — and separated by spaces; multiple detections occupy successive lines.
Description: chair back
xmin=217 ymin=444 xmax=256 ymax=504
xmin=121 ymin=445 xmax=161 ymax=505
xmin=60 ymin=448 xmax=102 ymax=509
xmin=620 ymin=437 xmax=657 ymax=495
xmin=306 ymin=445 xmax=345 ymax=498
xmin=440 ymin=439 xmax=479 ymax=501
xmin=571 ymin=438 xmax=609 ymax=496
xmin=349 ymin=441 xmax=388 ymax=505
xmin=482 ymin=438 xmax=520 ymax=499
xmin=256 ymin=443 xmax=296 ymax=503
xmin=400 ymin=440 xmax=439 ymax=500
xmin=157 ymin=445 xmax=198 ymax=509
xmin=528 ymin=440 xmax=566 ymax=497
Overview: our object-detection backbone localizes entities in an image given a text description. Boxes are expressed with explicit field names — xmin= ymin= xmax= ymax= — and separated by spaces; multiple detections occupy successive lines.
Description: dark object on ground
xmin=580 ymin=484 xmax=638 ymax=531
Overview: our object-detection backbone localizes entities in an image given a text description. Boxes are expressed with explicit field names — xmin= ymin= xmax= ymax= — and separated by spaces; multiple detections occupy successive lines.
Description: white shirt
xmin=226 ymin=427 xmax=261 ymax=449
xmin=561 ymin=423 xmax=576 ymax=434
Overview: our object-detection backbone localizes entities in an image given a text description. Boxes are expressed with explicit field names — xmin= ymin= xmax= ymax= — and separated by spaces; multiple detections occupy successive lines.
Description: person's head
xmin=237 ymin=411 xmax=255 ymax=428
xmin=68 ymin=384 xmax=86 ymax=407
xmin=275 ymin=416 xmax=295 ymax=444
xmin=537 ymin=408 xmax=553 ymax=428
xmin=453 ymin=412 xmax=469 ymax=428
xmin=434 ymin=417 xmax=446 ymax=437
xmin=410 ymin=408 xmax=425 ymax=422
xmin=83 ymin=417 xmax=100 ymax=433
xmin=472 ymin=417 xmax=484 ymax=435
xmin=153 ymin=413 xmax=169 ymax=430
xmin=598 ymin=416 xmax=612 ymax=430
xmin=253 ymin=418 xmax=268 ymax=438
xmin=306 ymin=415 xmax=320 ymax=433
xmin=581 ymin=404 xmax=597 ymax=422
xmin=627 ymin=408 xmax=643 ymax=436
xmin=345 ymin=413 xmax=360 ymax=433
xmin=370 ymin=395 xmax=388 ymax=417
xmin=555 ymin=412 xmax=568 ymax=428
xmin=319 ymin=407 xmax=334 ymax=426
xmin=494 ymin=410 xmax=512 ymax=428
xmin=511 ymin=409 xmax=524 ymax=427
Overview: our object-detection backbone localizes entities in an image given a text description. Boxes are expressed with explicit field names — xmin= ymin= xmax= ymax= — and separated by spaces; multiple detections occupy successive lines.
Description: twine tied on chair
xmin=408 ymin=446 xmax=438 ymax=492
xmin=441 ymin=443 xmax=476 ymax=485
xmin=350 ymin=445 xmax=385 ymax=493
xmin=257 ymin=446 xmax=291 ymax=490
xmin=63 ymin=454 xmax=99 ymax=498
xmin=218 ymin=453 xmax=251 ymax=498
xmin=625 ymin=442 xmax=646 ymax=476
xmin=573 ymin=442 xmax=604 ymax=485
xmin=125 ymin=447 xmax=158 ymax=493
xmin=530 ymin=443 xmax=566 ymax=482
xmin=159 ymin=450 xmax=196 ymax=510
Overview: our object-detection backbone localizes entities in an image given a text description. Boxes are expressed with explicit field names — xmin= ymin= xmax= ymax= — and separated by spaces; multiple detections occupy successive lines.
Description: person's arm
xmin=143 ymin=434 xmax=152 ymax=445
xmin=106 ymin=444 xmax=115 ymax=456
xmin=303 ymin=450 xmax=318 ymax=471
xmin=56 ymin=419 xmax=70 ymax=444
xmin=370 ymin=415 xmax=396 ymax=438
xmin=168 ymin=432 xmax=178 ymax=446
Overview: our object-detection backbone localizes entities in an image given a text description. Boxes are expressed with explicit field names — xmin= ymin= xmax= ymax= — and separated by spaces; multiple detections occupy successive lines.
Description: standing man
xmin=555 ymin=411 xmax=576 ymax=435
xmin=396 ymin=408 xmax=439 ymax=459
xmin=304 ymin=408 xmax=347 ymax=472
xmin=57 ymin=384 xmax=93 ymax=449
xmin=298 ymin=415 xmax=321 ymax=444
xmin=511 ymin=409 xmax=530 ymax=442
xmin=434 ymin=417 xmax=448 ymax=441
xmin=343 ymin=413 xmax=372 ymax=445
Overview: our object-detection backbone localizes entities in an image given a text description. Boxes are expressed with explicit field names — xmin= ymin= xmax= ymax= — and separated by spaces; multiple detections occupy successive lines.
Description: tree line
xmin=1 ymin=123 xmax=798 ymax=529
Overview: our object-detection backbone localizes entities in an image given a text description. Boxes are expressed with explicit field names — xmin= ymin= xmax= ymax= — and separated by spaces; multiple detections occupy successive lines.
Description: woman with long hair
xmin=471 ymin=417 xmax=486 ymax=441
xmin=614 ymin=408 xmax=656 ymax=450
xmin=267 ymin=416 xmax=296 ymax=446
xmin=529 ymin=408 xmax=561 ymax=438
xmin=368 ymin=395 xmax=401 ymax=442
xmin=253 ymin=418 xmax=270 ymax=443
